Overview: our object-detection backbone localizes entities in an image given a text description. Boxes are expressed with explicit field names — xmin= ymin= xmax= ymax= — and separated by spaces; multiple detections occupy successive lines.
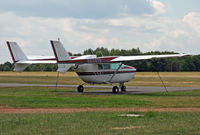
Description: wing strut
xmin=109 ymin=63 xmax=123 ymax=83
xmin=157 ymin=72 xmax=168 ymax=92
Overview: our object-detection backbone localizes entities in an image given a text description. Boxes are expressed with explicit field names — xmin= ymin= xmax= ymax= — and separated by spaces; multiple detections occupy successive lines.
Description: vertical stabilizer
xmin=6 ymin=41 xmax=29 ymax=72
xmin=50 ymin=40 xmax=72 ymax=73
xmin=7 ymin=41 xmax=28 ymax=63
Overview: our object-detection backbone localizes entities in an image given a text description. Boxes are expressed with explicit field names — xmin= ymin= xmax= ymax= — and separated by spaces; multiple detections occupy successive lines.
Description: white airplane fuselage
xmin=74 ymin=63 xmax=136 ymax=84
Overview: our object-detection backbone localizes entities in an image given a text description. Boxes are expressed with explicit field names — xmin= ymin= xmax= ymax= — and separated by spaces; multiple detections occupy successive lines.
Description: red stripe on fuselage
xmin=71 ymin=56 xmax=78 ymax=59
xmin=77 ymin=70 xmax=136 ymax=76
xmin=124 ymin=65 xmax=135 ymax=69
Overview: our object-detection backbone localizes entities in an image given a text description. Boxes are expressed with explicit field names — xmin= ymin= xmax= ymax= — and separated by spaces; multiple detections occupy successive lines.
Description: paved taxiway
xmin=0 ymin=83 xmax=199 ymax=95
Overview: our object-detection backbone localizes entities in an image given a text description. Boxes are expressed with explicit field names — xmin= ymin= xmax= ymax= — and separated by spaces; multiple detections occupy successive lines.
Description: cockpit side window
xmin=98 ymin=64 xmax=111 ymax=70
xmin=103 ymin=64 xmax=110 ymax=70
xmin=98 ymin=64 xmax=103 ymax=70
xmin=98 ymin=63 xmax=125 ymax=70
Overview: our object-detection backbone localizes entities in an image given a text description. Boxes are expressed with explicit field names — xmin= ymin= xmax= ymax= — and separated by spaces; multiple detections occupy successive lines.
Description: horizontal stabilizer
xmin=7 ymin=41 xmax=56 ymax=72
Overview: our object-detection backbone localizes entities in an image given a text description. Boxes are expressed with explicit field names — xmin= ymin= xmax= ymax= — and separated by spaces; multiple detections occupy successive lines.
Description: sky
xmin=0 ymin=0 xmax=200 ymax=63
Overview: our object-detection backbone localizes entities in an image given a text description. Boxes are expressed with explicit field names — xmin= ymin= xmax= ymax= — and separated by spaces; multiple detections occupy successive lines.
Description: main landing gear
xmin=112 ymin=86 xmax=119 ymax=94
xmin=112 ymin=83 xmax=126 ymax=94
xmin=77 ymin=83 xmax=127 ymax=94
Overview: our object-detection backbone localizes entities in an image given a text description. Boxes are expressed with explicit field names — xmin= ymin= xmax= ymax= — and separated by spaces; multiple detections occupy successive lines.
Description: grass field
xmin=1 ymin=72 xmax=200 ymax=87
xmin=0 ymin=72 xmax=200 ymax=135
xmin=1 ymin=112 xmax=200 ymax=135
xmin=0 ymin=87 xmax=200 ymax=108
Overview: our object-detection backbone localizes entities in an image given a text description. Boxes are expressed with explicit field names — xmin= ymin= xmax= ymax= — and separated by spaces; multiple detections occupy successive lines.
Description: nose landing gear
xmin=120 ymin=83 xmax=126 ymax=92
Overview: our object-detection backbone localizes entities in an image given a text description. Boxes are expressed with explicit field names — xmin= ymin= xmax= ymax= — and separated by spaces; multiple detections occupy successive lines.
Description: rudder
xmin=50 ymin=40 xmax=72 ymax=73
xmin=7 ymin=41 xmax=28 ymax=63
xmin=6 ymin=41 xmax=29 ymax=72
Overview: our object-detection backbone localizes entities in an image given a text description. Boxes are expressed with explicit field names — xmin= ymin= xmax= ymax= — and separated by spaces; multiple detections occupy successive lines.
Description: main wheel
xmin=77 ymin=85 xmax=84 ymax=93
xmin=112 ymin=86 xmax=119 ymax=94
xmin=121 ymin=85 xmax=126 ymax=92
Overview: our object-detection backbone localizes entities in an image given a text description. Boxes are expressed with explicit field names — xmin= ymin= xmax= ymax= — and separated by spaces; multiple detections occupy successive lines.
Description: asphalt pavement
xmin=0 ymin=83 xmax=199 ymax=95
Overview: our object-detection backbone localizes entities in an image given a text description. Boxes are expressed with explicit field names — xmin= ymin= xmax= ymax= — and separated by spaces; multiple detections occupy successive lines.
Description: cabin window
xmin=103 ymin=64 xmax=110 ymax=70
xmin=98 ymin=63 xmax=125 ymax=70
xmin=98 ymin=64 xmax=111 ymax=70
xmin=98 ymin=64 xmax=103 ymax=70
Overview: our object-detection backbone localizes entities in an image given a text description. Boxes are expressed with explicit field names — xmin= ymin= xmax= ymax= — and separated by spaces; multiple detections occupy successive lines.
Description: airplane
xmin=7 ymin=41 xmax=190 ymax=93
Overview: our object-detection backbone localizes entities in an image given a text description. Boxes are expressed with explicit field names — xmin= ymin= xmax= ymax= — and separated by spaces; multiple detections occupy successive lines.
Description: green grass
xmin=0 ymin=72 xmax=200 ymax=135
xmin=1 ymin=72 xmax=200 ymax=87
xmin=0 ymin=112 xmax=200 ymax=135
xmin=0 ymin=87 xmax=200 ymax=108
xmin=0 ymin=87 xmax=150 ymax=108
xmin=0 ymin=76 xmax=81 ymax=85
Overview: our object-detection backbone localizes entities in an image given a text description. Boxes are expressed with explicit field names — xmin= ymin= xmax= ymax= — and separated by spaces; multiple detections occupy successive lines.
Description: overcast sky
xmin=0 ymin=0 xmax=200 ymax=63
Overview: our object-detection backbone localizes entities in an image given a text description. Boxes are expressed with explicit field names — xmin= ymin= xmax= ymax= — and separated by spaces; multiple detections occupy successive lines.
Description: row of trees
xmin=1 ymin=47 xmax=200 ymax=72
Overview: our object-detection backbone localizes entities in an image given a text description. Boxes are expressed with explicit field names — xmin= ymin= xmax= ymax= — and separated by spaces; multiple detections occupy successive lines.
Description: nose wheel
xmin=120 ymin=83 xmax=126 ymax=92
xmin=77 ymin=85 xmax=84 ymax=93
xmin=121 ymin=85 xmax=126 ymax=92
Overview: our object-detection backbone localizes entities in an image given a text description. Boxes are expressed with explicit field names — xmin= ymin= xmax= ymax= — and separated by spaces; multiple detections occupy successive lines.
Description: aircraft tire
xmin=121 ymin=85 xmax=126 ymax=92
xmin=77 ymin=85 xmax=84 ymax=92
xmin=112 ymin=86 xmax=119 ymax=94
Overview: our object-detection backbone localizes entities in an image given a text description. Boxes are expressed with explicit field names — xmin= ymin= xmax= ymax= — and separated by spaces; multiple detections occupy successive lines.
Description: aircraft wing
xmin=56 ymin=54 xmax=190 ymax=64
xmin=110 ymin=54 xmax=190 ymax=62
xmin=51 ymin=40 xmax=190 ymax=64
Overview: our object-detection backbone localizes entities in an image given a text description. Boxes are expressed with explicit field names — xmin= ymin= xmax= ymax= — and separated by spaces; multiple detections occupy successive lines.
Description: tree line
xmin=1 ymin=47 xmax=200 ymax=72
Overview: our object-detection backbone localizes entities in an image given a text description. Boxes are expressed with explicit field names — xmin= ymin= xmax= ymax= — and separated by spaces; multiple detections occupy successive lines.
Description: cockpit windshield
xmin=111 ymin=63 xmax=124 ymax=70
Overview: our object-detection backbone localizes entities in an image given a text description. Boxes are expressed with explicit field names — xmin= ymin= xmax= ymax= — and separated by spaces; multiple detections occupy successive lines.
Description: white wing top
xmin=51 ymin=40 xmax=190 ymax=64
xmin=110 ymin=54 xmax=189 ymax=62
